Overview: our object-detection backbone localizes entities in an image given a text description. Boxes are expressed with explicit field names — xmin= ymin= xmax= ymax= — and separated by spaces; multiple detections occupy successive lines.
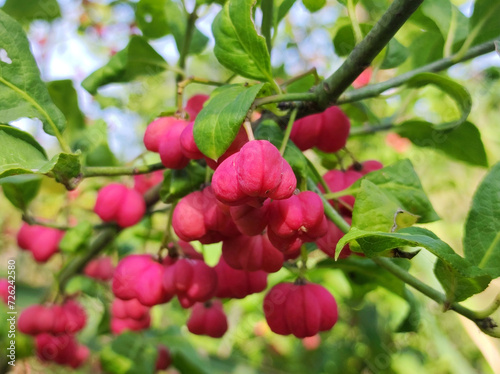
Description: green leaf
xmin=346 ymin=159 xmax=439 ymax=223
xmin=275 ymin=0 xmax=296 ymax=24
xmin=302 ymin=0 xmax=326 ymax=13
xmin=212 ymin=0 xmax=274 ymax=83
xmin=160 ymin=162 xmax=205 ymax=203
xmin=100 ymin=333 xmax=157 ymax=374
xmin=136 ymin=0 xmax=171 ymax=39
xmin=64 ymin=275 xmax=106 ymax=298
xmin=193 ymin=83 xmax=264 ymax=160
xmin=0 ymin=10 xmax=66 ymax=136
xmin=336 ymin=227 xmax=490 ymax=301
xmin=332 ymin=19 xmax=372 ymax=57
xmin=85 ymin=143 xmax=118 ymax=167
xmin=434 ymin=259 xmax=490 ymax=302
xmin=469 ymin=0 xmax=500 ymax=47
xmin=0 ymin=174 xmax=41 ymax=210
xmin=396 ymin=121 xmax=488 ymax=167
xmin=172 ymin=348 xmax=210 ymax=374
xmin=405 ymin=73 xmax=472 ymax=131
xmin=59 ymin=222 xmax=93 ymax=254
xmin=82 ymin=36 xmax=168 ymax=95
xmin=285 ymin=74 xmax=316 ymax=93
xmin=2 ymin=0 xmax=60 ymax=23
xmin=380 ymin=38 xmax=408 ymax=69
xmin=0 ymin=125 xmax=48 ymax=178
xmin=47 ymin=80 xmax=85 ymax=142
xmin=254 ymin=119 xmax=308 ymax=178
xmin=464 ymin=162 xmax=500 ymax=278
xmin=39 ymin=152 xmax=81 ymax=190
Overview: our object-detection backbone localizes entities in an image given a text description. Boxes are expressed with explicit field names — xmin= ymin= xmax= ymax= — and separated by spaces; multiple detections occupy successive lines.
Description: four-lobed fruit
xmin=222 ymin=233 xmax=284 ymax=273
xmin=162 ymin=258 xmax=218 ymax=308
xmin=212 ymin=140 xmax=297 ymax=205
xmin=112 ymin=254 xmax=173 ymax=306
xmin=316 ymin=217 xmax=354 ymax=259
xmin=94 ymin=183 xmax=146 ymax=228
xmin=133 ymin=170 xmax=164 ymax=194
xmin=214 ymin=257 xmax=268 ymax=299
xmin=263 ymin=281 xmax=338 ymax=338
xmin=187 ymin=300 xmax=228 ymax=338
xmin=36 ymin=333 xmax=89 ymax=368
xmin=83 ymin=256 xmax=115 ymax=281
xmin=290 ymin=106 xmax=350 ymax=153
xmin=267 ymin=191 xmax=328 ymax=252
xmin=172 ymin=186 xmax=240 ymax=244
xmin=110 ymin=298 xmax=151 ymax=334
xmin=17 ymin=223 xmax=65 ymax=263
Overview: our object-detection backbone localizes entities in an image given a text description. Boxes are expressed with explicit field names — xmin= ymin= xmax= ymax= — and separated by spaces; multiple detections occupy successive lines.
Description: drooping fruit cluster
xmin=94 ymin=183 xmax=146 ymax=227
xmin=290 ymin=106 xmax=350 ymax=153
xmin=17 ymin=223 xmax=65 ymax=263
xmin=187 ymin=300 xmax=228 ymax=338
xmin=19 ymin=300 xmax=88 ymax=368
xmin=83 ymin=256 xmax=115 ymax=281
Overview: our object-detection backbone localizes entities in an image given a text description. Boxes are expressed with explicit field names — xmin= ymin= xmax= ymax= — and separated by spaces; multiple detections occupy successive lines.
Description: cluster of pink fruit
xmin=18 ymin=300 xmax=88 ymax=368
xmin=17 ymin=223 xmax=65 ymax=262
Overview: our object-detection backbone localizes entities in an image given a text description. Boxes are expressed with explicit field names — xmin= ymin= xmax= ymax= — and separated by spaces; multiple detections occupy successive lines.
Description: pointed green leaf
xmin=336 ymin=227 xmax=490 ymax=301
xmin=193 ymin=83 xmax=264 ymax=160
xmin=39 ymin=152 xmax=81 ymax=190
xmin=405 ymin=73 xmax=472 ymax=131
xmin=396 ymin=121 xmax=488 ymax=167
xmin=380 ymin=38 xmax=408 ymax=69
xmin=464 ymin=162 xmax=500 ymax=278
xmin=0 ymin=174 xmax=41 ymax=210
xmin=345 ymin=159 xmax=439 ymax=223
xmin=0 ymin=125 xmax=48 ymax=178
xmin=82 ymin=36 xmax=168 ymax=95
xmin=469 ymin=0 xmax=500 ymax=47
xmin=302 ymin=0 xmax=326 ymax=13
xmin=212 ymin=0 xmax=274 ymax=83
xmin=2 ymin=0 xmax=60 ymax=23
xmin=47 ymin=79 xmax=85 ymax=134
xmin=0 ymin=10 xmax=66 ymax=136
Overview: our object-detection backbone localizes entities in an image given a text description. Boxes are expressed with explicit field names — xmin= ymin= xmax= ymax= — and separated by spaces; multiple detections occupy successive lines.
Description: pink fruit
xmin=316 ymin=217 xmax=354 ymax=259
xmin=17 ymin=222 xmax=43 ymax=250
xmin=352 ymin=67 xmax=372 ymax=89
xmin=36 ymin=333 xmax=78 ymax=366
xmin=185 ymin=94 xmax=209 ymax=121
xmin=0 ymin=279 xmax=9 ymax=304
xmin=229 ymin=201 xmax=270 ymax=236
xmin=180 ymin=122 xmax=204 ymax=159
xmin=320 ymin=169 xmax=363 ymax=214
xmin=62 ymin=300 xmax=87 ymax=334
xmin=263 ymin=281 xmax=338 ymax=338
xmin=94 ymin=184 xmax=146 ymax=228
xmin=17 ymin=223 xmax=64 ymax=263
xmin=158 ymin=120 xmax=190 ymax=169
xmin=162 ymin=258 xmax=218 ymax=308
xmin=290 ymin=106 xmax=350 ymax=153
xmin=267 ymin=191 xmax=327 ymax=252
xmin=143 ymin=117 xmax=181 ymax=152
xmin=222 ymin=233 xmax=284 ymax=273
xmin=133 ymin=170 xmax=164 ymax=194
xmin=110 ymin=315 xmax=151 ymax=334
xmin=19 ymin=305 xmax=50 ymax=335
xmin=69 ymin=345 xmax=90 ymax=369
xmin=155 ymin=344 xmax=172 ymax=371
xmin=347 ymin=160 xmax=383 ymax=175
xmin=204 ymin=127 xmax=249 ymax=170
xmin=187 ymin=301 xmax=228 ymax=338
xmin=84 ymin=257 xmax=115 ymax=281
xmin=111 ymin=298 xmax=150 ymax=320
xmin=214 ymin=257 xmax=267 ymax=299
xmin=172 ymin=186 xmax=240 ymax=244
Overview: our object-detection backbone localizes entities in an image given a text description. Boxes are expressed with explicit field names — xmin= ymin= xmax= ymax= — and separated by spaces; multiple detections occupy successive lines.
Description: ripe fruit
xmin=143 ymin=117 xmax=181 ymax=152
xmin=316 ymin=217 xmax=353 ymax=259
xmin=17 ymin=223 xmax=64 ymax=263
xmin=110 ymin=298 xmax=151 ymax=334
xmin=162 ymin=258 xmax=218 ymax=308
xmin=204 ymin=127 xmax=249 ymax=170
xmin=155 ymin=345 xmax=172 ymax=371
xmin=158 ymin=120 xmax=190 ymax=169
xmin=267 ymin=191 xmax=327 ymax=252
xmin=180 ymin=122 xmax=204 ymax=159
xmin=0 ymin=279 xmax=8 ymax=304
xmin=347 ymin=160 xmax=383 ymax=175
xmin=212 ymin=140 xmax=297 ymax=205
xmin=185 ymin=94 xmax=209 ymax=120
xmin=84 ymin=256 xmax=115 ymax=281
xmin=352 ymin=67 xmax=372 ymax=89
xmin=112 ymin=255 xmax=173 ymax=306
xmin=214 ymin=257 xmax=267 ymax=299
xmin=290 ymin=106 xmax=350 ymax=153
xmin=320 ymin=169 xmax=363 ymax=214
xmin=263 ymin=281 xmax=338 ymax=338
xmin=133 ymin=170 xmax=164 ymax=194
xmin=94 ymin=184 xmax=146 ymax=228
xmin=187 ymin=300 xmax=228 ymax=338
xmin=222 ymin=233 xmax=284 ymax=273
xmin=172 ymin=186 xmax=240 ymax=244
xmin=229 ymin=200 xmax=270 ymax=236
